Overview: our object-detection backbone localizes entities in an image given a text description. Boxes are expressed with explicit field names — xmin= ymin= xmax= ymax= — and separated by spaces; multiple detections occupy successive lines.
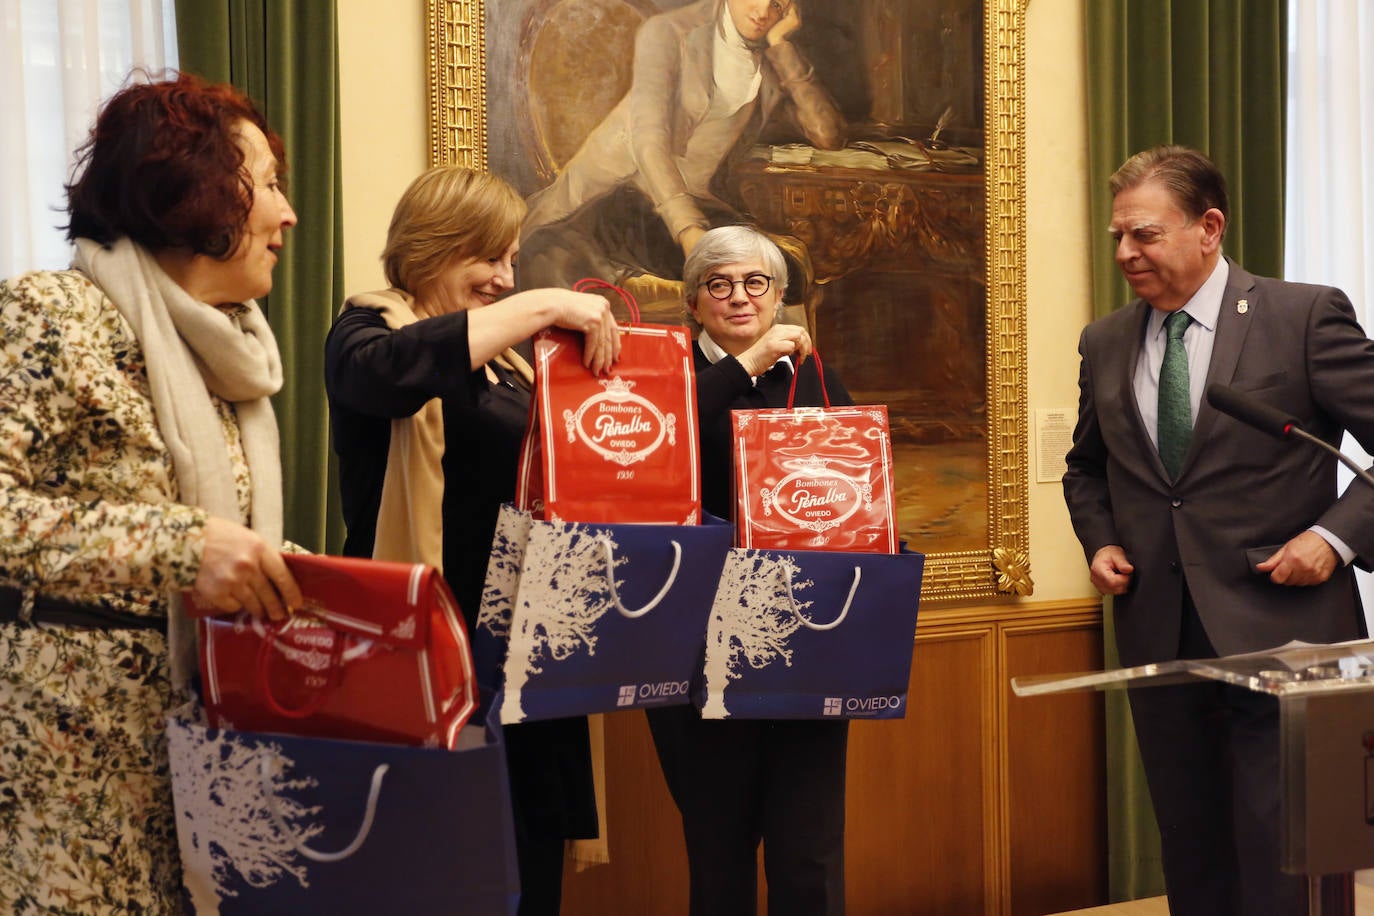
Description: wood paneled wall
xmin=560 ymin=598 xmax=1108 ymax=916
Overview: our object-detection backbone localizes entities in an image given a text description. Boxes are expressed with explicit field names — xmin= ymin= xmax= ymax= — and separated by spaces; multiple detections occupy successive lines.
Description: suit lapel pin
xmin=1236 ymin=299 xmax=1249 ymax=315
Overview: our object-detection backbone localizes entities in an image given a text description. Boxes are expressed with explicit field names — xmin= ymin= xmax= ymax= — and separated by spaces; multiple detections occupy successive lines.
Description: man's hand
xmin=1089 ymin=545 xmax=1134 ymax=596
xmin=1255 ymin=530 xmax=1339 ymax=586
xmin=768 ymin=1 xmax=802 ymax=46
xmin=192 ymin=516 xmax=302 ymax=621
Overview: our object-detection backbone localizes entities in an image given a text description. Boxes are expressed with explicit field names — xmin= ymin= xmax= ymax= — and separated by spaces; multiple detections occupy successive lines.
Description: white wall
xmin=334 ymin=0 xmax=1099 ymax=605
xmin=338 ymin=0 xmax=428 ymax=294
xmin=1023 ymin=0 xmax=1096 ymax=602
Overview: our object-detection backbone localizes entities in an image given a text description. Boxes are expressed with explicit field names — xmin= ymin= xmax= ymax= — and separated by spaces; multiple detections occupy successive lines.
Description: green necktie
xmin=1157 ymin=310 xmax=1193 ymax=480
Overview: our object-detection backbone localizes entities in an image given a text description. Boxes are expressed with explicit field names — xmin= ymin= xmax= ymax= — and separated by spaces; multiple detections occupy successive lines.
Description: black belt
xmin=0 ymin=586 xmax=167 ymax=633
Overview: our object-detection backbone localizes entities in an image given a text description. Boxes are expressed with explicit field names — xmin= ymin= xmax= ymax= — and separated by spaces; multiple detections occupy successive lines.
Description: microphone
xmin=1205 ymin=383 xmax=1300 ymax=438
xmin=1205 ymin=383 xmax=1374 ymax=491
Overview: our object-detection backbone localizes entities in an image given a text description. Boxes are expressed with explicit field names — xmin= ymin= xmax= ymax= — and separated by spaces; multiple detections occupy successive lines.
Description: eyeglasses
xmin=701 ymin=274 xmax=772 ymax=299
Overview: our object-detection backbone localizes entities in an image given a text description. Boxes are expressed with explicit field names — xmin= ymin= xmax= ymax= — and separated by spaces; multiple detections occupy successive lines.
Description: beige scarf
xmin=73 ymin=237 xmax=285 ymax=687
xmin=340 ymin=289 xmax=532 ymax=570
xmin=341 ymin=289 xmax=443 ymax=569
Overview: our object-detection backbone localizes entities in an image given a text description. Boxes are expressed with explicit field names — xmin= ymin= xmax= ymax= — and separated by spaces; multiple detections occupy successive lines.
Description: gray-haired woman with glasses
xmin=646 ymin=224 xmax=854 ymax=916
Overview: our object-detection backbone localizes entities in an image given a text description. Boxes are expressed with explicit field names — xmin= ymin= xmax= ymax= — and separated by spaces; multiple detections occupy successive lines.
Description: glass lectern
xmin=1013 ymin=638 xmax=1374 ymax=916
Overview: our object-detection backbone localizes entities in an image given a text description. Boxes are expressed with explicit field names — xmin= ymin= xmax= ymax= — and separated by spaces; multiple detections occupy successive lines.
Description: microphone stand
xmin=1285 ymin=426 xmax=1374 ymax=492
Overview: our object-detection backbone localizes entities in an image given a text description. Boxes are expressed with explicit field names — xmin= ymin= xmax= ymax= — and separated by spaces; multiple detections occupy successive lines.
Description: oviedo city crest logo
xmin=563 ymin=376 xmax=676 ymax=466
xmin=760 ymin=454 xmax=873 ymax=535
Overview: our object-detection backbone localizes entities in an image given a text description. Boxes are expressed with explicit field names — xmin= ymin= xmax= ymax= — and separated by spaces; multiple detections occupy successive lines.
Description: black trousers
xmin=502 ymin=716 xmax=599 ymax=916
xmin=1127 ymin=589 xmax=1307 ymax=916
xmin=645 ymin=704 xmax=848 ymax=916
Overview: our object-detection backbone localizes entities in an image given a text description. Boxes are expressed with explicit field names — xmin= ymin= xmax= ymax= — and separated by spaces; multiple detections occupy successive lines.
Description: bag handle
xmin=259 ymin=755 xmax=389 ymax=863
xmin=780 ymin=564 xmax=861 ymax=631
xmin=574 ymin=277 xmax=641 ymax=325
xmin=600 ymin=537 xmax=683 ymax=618
xmin=785 ymin=348 xmax=831 ymax=409
xmin=256 ymin=615 xmax=344 ymax=719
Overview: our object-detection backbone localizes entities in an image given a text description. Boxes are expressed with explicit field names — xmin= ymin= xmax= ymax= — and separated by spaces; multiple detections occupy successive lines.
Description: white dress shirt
xmin=697 ymin=329 xmax=791 ymax=383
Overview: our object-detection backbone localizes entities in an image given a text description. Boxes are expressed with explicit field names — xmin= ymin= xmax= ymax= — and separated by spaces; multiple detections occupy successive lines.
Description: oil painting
xmin=427 ymin=0 xmax=1029 ymax=600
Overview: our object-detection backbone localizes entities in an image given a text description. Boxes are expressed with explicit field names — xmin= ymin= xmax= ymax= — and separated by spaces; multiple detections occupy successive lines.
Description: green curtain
xmin=175 ymin=0 xmax=345 ymax=553
xmin=1083 ymin=0 xmax=1287 ymax=902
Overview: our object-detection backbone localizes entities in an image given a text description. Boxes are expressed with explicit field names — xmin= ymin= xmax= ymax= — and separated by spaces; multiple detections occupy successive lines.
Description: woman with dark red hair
xmin=0 ymin=72 xmax=302 ymax=911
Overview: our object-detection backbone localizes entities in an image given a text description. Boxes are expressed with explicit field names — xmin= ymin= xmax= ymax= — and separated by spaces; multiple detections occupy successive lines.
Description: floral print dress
xmin=0 ymin=269 xmax=253 ymax=914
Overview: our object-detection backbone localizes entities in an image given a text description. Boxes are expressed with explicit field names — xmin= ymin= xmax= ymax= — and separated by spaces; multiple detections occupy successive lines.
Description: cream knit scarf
xmin=74 ymin=237 xmax=285 ymax=686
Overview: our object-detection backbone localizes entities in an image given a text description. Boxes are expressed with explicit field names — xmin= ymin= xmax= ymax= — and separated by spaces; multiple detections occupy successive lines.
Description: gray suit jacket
xmin=1064 ymin=259 xmax=1374 ymax=665
xmin=522 ymin=0 xmax=844 ymax=243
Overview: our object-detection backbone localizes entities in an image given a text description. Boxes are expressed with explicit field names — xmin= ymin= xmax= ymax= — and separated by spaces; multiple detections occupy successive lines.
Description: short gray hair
xmin=681 ymin=225 xmax=788 ymax=330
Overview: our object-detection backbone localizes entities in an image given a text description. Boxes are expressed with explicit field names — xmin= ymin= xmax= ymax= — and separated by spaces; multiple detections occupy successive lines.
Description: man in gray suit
xmin=1064 ymin=145 xmax=1374 ymax=915
xmin=518 ymin=0 xmax=845 ymax=291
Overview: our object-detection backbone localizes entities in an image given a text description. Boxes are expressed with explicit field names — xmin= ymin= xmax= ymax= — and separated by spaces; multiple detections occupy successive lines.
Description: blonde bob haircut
xmin=381 ymin=166 xmax=527 ymax=294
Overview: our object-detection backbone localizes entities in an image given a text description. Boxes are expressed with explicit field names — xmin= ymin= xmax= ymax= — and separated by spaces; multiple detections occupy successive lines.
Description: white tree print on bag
xmin=499 ymin=523 xmax=624 ymax=723
xmin=700 ymin=551 xmax=815 ymax=718
xmin=477 ymin=505 xmax=534 ymax=643
xmin=167 ymin=712 xmax=320 ymax=914
xmin=167 ymin=708 xmax=387 ymax=914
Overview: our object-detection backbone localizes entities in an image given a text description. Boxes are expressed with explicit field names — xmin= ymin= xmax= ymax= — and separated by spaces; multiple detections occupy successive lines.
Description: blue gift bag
xmin=478 ymin=504 xmax=732 ymax=723
xmin=168 ymin=698 xmax=519 ymax=915
xmin=695 ymin=548 xmax=924 ymax=719
xmin=474 ymin=504 xmax=535 ymax=697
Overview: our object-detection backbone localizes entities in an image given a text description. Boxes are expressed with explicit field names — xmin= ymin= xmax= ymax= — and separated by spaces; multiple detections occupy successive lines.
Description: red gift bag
xmin=516 ymin=279 xmax=701 ymax=524
xmin=732 ymin=353 xmax=898 ymax=553
xmin=193 ymin=554 xmax=478 ymax=749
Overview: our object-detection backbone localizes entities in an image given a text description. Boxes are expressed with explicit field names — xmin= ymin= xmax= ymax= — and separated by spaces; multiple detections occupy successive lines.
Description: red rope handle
xmin=785 ymin=348 xmax=831 ymax=409
xmin=257 ymin=617 xmax=344 ymax=719
xmin=574 ymin=277 xmax=641 ymax=325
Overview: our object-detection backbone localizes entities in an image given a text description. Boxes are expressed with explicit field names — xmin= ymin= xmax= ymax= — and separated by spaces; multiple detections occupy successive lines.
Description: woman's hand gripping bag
xmin=193 ymin=554 xmax=478 ymax=749
xmin=732 ymin=353 xmax=897 ymax=553
xmin=166 ymin=696 xmax=519 ymax=914
xmin=695 ymin=547 xmax=925 ymax=719
xmin=516 ymin=279 xmax=701 ymax=524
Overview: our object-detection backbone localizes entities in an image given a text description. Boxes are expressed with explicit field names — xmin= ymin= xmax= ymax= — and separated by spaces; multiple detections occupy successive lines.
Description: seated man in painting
xmin=517 ymin=0 xmax=846 ymax=303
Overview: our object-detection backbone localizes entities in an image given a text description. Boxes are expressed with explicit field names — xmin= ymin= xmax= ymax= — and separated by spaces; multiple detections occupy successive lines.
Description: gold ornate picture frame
xmin=426 ymin=0 xmax=1030 ymax=602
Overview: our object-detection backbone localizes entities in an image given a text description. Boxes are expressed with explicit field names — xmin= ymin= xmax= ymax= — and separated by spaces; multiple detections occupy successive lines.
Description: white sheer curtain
xmin=1285 ymin=0 xmax=1374 ymax=623
xmin=1 ymin=0 xmax=178 ymax=278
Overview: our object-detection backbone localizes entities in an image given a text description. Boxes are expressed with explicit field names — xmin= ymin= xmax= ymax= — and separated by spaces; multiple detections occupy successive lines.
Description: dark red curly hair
xmin=65 ymin=71 xmax=288 ymax=259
